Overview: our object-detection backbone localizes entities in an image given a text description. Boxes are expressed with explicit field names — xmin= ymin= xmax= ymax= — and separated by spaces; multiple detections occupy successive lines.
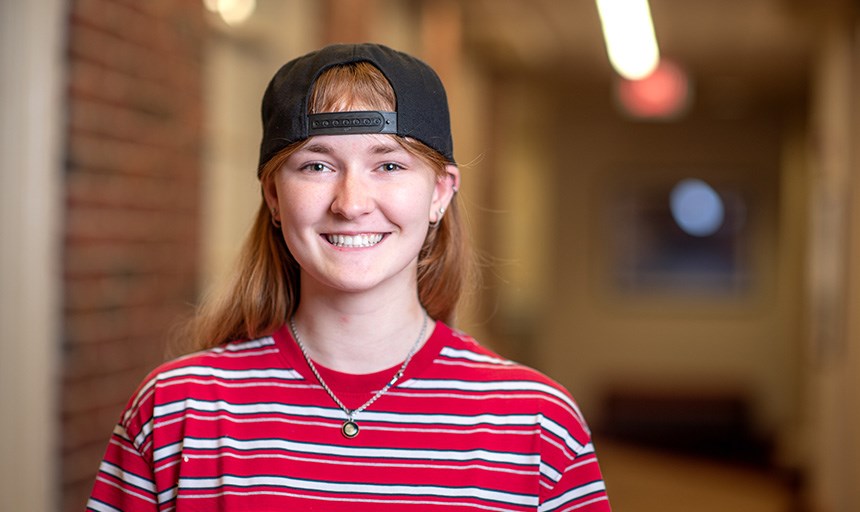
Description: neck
xmin=292 ymin=280 xmax=430 ymax=374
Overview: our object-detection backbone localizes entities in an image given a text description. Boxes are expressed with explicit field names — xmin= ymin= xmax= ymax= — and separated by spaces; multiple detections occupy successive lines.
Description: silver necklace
xmin=289 ymin=314 xmax=428 ymax=439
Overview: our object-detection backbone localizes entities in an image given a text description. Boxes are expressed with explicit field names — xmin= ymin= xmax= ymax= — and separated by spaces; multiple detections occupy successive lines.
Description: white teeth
xmin=326 ymin=233 xmax=383 ymax=248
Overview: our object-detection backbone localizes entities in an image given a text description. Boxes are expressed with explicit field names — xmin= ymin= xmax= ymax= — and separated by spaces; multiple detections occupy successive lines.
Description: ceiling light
xmin=596 ymin=0 xmax=660 ymax=80
xmin=203 ymin=0 xmax=256 ymax=26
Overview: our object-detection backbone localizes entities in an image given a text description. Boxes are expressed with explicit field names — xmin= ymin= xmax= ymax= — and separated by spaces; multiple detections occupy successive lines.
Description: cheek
xmin=277 ymin=182 xmax=324 ymax=221
xmin=388 ymin=184 xmax=435 ymax=221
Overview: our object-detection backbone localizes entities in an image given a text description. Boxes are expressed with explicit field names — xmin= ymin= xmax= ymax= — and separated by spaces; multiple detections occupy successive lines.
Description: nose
xmin=330 ymin=171 xmax=374 ymax=219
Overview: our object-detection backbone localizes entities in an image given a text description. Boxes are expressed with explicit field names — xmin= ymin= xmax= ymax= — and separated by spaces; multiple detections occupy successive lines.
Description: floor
xmin=597 ymin=440 xmax=796 ymax=512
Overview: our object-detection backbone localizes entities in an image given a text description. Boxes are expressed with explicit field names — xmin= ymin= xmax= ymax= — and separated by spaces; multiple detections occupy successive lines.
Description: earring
xmin=430 ymin=206 xmax=446 ymax=228
xmin=270 ymin=207 xmax=281 ymax=228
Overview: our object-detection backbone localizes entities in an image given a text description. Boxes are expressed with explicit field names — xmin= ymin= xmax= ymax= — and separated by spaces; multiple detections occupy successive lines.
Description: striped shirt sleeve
xmin=536 ymin=406 xmax=611 ymax=511
xmin=539 ymin=449 xmax=610 ymax=511
xmin=87 ymin=379 xmax=159 ymax=511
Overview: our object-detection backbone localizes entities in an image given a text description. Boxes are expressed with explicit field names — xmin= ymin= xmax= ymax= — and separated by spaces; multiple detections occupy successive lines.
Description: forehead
xmin=294 ymin=134 xmax=409 ymax=156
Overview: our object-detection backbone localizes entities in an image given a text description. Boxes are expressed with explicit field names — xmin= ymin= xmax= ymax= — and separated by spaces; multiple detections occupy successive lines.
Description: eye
xmin=380 ymin=162 xmax=404 ymax=172
xmin=302 ymin=162 xmax=332 ymax=173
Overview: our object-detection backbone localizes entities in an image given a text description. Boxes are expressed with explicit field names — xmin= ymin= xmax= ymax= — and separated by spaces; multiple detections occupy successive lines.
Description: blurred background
xmin=2 ymin=0 xmax=859 ymax=510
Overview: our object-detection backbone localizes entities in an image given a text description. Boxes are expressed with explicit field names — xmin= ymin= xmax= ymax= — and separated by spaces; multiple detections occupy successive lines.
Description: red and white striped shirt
xmin=88 ymin=321 xmax=611 ymax=511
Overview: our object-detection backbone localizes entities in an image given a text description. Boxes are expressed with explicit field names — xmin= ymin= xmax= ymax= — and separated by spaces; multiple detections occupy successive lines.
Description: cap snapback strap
xmin=308 ymin=111 xmax=397 ymax=136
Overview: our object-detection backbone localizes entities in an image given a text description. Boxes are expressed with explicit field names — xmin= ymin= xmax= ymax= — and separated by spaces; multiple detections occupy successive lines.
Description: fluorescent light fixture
xmin=203 ymin=0 xmax=256 ymax=26
xmin=596 ymin=0 xmax=660 ymax=80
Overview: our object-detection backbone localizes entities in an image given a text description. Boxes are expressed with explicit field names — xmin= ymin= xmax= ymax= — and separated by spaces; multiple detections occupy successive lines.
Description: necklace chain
xmin=289 ymin=314 xmax=428 ymax=437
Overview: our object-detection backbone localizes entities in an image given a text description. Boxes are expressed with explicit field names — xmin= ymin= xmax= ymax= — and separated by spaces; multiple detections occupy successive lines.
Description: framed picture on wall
xmin=595 ymin=169 xmax=763 ymax=299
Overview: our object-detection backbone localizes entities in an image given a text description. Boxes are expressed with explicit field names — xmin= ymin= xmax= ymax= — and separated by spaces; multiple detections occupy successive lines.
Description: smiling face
xmin=264 ymin=133 xmax=456 ymax=299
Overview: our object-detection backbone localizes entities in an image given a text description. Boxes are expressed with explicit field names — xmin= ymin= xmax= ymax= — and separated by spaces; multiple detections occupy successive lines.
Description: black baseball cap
xmin=258 ymin=43 xmax=455 ymax=173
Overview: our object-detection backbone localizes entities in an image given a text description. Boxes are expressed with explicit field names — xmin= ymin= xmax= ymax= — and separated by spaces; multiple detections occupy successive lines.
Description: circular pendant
xmin=342 ymin=420 xmax=359 ymax=439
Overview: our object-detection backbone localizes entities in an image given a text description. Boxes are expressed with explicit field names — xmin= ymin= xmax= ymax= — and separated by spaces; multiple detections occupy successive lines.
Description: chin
xmin=310 ymin=266 xmax=417 ymax=296
xmin=311 ymin=272 xmax=384 ymax=293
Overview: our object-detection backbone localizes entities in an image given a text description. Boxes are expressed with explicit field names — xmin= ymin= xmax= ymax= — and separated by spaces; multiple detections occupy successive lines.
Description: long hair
xmin=177 ymin=62 xmax=473 ymax=352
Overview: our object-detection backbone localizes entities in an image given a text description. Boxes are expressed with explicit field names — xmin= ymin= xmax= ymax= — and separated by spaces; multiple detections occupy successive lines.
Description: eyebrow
xmin=301 ymin=143 xmax=333 ymax=154
xmin=369 ymin=144 xmax=401 ymax=155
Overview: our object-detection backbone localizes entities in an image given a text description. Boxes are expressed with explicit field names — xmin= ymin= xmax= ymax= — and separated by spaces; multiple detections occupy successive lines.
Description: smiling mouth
xmin=325 ymin=233 xmax=384 ymax=248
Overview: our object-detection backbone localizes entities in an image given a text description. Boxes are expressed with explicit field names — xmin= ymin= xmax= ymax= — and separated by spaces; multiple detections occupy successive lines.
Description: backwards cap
xmin=258 ymin=43 xmax=454 ymax=173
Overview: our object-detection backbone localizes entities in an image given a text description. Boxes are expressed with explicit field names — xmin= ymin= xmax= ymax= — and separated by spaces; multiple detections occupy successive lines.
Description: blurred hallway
xmin=2 ymin=1 xmax=859 ymax=511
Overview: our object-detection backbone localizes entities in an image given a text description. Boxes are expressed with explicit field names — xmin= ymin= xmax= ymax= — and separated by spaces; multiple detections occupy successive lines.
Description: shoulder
xmin=433 ymin=324 xmax=580 ymax=401
xmin=421 ymin=324 xmax=594 ymax=448
xmin=118 ymin=334 xmax=295 ymax=430
xmin=138 ymin=335 xmax=290 ymax=395
xmin=153 ymin=334 xmax=287 ymax=376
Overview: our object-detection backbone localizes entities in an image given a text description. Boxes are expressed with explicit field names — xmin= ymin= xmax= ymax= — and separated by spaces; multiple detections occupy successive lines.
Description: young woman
xmin=88 ymin=43 xmax=611 ymax=511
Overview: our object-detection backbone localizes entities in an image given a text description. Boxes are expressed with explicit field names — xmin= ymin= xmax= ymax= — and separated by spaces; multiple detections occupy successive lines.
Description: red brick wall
xmin=62 ymin=1 xmax=205 ymax=509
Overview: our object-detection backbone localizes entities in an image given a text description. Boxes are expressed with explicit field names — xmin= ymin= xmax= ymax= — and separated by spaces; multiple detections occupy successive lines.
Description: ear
xmin=430 ymin=164 xmax=460 ymax=221
xmin=260 ymin=174 xmax=281 ymax=222
xmin=262 ymin=174 xmax=280 ymax=216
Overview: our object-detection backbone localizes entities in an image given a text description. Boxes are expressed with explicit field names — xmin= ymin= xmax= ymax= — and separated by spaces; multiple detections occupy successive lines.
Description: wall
xmin=62 ymin=1 xmax=205 ymax=510
xmin=0 ymin=2 xmax=65 ymax=510
xmin=807 ymin=5 xmax=860 ymax=510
